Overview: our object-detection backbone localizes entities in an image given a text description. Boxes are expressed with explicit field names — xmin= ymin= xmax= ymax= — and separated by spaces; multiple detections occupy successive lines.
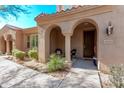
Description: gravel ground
xmin=99 ymin=72 xmax=115 ymax=88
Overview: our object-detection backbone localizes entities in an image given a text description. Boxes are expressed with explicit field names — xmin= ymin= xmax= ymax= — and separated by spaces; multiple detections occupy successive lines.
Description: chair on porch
xmin=71 ymin=49 xmax=77 ymax=59
xmin=55 ymin=48 xmax=63 ymax=56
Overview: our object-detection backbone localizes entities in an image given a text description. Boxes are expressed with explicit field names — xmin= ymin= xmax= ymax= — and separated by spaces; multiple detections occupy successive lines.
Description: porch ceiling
xmin=75 ymin=22 xmax=96 ymax=31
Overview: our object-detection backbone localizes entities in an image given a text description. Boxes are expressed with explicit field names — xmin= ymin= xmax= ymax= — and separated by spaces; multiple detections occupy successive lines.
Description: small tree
xmin=109 ymin=64 xmax=124 ymax=88
xmin=0 ymin=5 xmax=29 ymax=19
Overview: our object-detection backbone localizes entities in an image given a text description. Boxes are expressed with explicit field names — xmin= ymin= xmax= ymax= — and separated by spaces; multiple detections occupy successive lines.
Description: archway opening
xmin=71 ymin=22 xmax=97 ymax=59
xmin=9 ymin=41 xmax=13 ymax=53
xmin=50 ymin=26 xmax=65 ymax=55
xmin=6 ymin=34 xmax=13 ymax=54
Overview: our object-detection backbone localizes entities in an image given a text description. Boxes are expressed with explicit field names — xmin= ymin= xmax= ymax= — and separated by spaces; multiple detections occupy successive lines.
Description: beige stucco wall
xmin=13 ymin=27 xmax=38 ymax=51
xmin=69 ymin=5 xmax=124 ymax=71
xmin=71 ymin=27 xmax=83 ymax=58
xmin=86 ymin=6 xmax=124 ymax=71
xmin=15 ymin=30 xmax=23 ymax=51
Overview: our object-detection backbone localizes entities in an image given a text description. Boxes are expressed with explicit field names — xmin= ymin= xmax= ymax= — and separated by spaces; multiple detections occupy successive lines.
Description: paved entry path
xmin=0 ymin=56 xmax=101 ymax=88
xmin=59 ymin=59 xmax=101 ymax=88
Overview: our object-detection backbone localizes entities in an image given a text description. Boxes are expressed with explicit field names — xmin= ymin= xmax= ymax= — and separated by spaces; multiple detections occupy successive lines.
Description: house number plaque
xmin=104 ymin=39 xmax=114 ymax=44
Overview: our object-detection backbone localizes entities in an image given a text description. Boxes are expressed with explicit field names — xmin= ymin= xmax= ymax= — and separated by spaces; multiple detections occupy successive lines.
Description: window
xmin=31 ymin=35 xmax=35 ymax=47
xmin=36 ymin=35 xmax=38 ymax=47
xmin=27 ymin=36 xmax=30 ymax=48
xmin=27 ymin=34 xmax=38 ymax=49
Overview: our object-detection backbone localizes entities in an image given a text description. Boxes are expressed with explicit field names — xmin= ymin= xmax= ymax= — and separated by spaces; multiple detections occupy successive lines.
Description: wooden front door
xmin=83 ymin=31 xmax=95 ymax=58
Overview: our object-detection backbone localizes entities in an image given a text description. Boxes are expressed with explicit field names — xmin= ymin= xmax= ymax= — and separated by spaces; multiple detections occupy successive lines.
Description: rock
xmin=64 ymin=61 xmax=72 ymax=69
xmin=18 ymin=61 xmax=24 ymax=64
xmin=99 ymin=72 xmax=115 ymax=88
xmin=23 ymin=61 xmax=48 ymax=72
xmin=24 ymin=61 xmax=38 ymax=68
xmin=37 ymin=65 xmax=48 ymax=73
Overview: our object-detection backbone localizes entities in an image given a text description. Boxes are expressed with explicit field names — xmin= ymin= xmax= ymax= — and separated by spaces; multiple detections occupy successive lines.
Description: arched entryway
xmin=4 ymin=34 xmax=13 ymax=54
xmin=71 ymin=20 xmax=97 ymax=59
xmin=49 ymin=26 xmax=65 ymax=55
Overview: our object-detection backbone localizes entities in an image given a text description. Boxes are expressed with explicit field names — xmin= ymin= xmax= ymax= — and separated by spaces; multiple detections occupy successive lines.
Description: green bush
xmin=12 ymin=49 xmax=25 ymax=60
xmin=28 ymin=48 xmax=38 ymax=60
xmin=12 ymin=49 xmax=18 ymax=56
xmin=0 ymin=51 xmax=3 ymax=55
xmin=47 ymin=54 xmax=65 ymax=72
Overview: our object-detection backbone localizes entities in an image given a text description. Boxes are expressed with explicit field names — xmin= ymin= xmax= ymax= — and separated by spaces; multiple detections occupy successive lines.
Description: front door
xmin=83 ymin=31 xmax=95 ymax=58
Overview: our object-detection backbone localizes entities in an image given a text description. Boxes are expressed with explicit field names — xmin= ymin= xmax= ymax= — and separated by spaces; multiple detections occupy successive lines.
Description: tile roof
xmin=1 ymin=24 xmax=22 ymax=31
xmin=35 ymin=5 xmax=91 ymax=20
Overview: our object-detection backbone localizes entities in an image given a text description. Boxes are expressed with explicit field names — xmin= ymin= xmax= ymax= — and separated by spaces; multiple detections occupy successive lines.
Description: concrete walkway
xmin=0 ymin=56 xmax=101 ymax=88
xmin=59 ymin=59 xmax=101 ymax=88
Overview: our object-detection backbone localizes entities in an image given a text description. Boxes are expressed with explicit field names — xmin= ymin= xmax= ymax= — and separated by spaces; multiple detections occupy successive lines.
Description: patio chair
xmin=71 ymin=49 xmax=77 ymax=58
xmin=55 ymin=48 xmax=63 ymax=55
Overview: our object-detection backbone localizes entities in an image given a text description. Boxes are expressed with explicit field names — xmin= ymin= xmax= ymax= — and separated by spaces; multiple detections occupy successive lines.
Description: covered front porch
xmin=0 ymin=34 xmax=15 ymax=55
xmin=38 ymin=18 xmax=99 ymax=68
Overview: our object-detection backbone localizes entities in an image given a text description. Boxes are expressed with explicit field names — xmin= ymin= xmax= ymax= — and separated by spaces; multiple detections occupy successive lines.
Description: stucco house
xmin=0 ymin=5 xmax=124 ymax=72
xmin=35 ymin=5 xmax=124 ymax=71
xmin=0 ymin=24 xmax=38 ymax=54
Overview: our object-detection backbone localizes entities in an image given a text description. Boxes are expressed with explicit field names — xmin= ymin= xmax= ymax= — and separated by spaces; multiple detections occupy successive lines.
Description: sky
xmin=0 ymin=5 xmax=56 ymax=29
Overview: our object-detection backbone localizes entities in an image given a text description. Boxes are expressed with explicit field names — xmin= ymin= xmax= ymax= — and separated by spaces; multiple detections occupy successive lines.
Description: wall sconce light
xmin=106 ymin=21 xmax=114 ymax=36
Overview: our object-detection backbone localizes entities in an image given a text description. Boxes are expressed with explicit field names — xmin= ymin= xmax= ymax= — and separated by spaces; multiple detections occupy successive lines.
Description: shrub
xmin=47 ymin=54 xmax=65 ymax=72
xmin=12 ymin=49 xmax=18 ymax=56
xmin=12 ymin=49 xmax=25 ymax=60
xmin=0 ymin=51 xmax=3 ymax=55
xmin=109 ymin=64 xmax=124 ymax=88
xmin=28 ymin=48 xmax=38 ymax=60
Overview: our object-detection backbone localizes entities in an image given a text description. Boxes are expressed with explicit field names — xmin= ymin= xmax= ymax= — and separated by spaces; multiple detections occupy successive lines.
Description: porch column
xmin=6 ymin=40 xmax=10 ymax=55
xmin=38 ymin=26 xmax=46 ymax=63
xmin=64 ymin=33 xmax=72 ymax=63
xmin=13 ymin=40 xmax=16 ymax=49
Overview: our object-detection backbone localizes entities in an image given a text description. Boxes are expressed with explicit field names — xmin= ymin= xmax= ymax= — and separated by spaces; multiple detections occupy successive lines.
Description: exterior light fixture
xmin=106 ymin=21 xmax=113 ymax=36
